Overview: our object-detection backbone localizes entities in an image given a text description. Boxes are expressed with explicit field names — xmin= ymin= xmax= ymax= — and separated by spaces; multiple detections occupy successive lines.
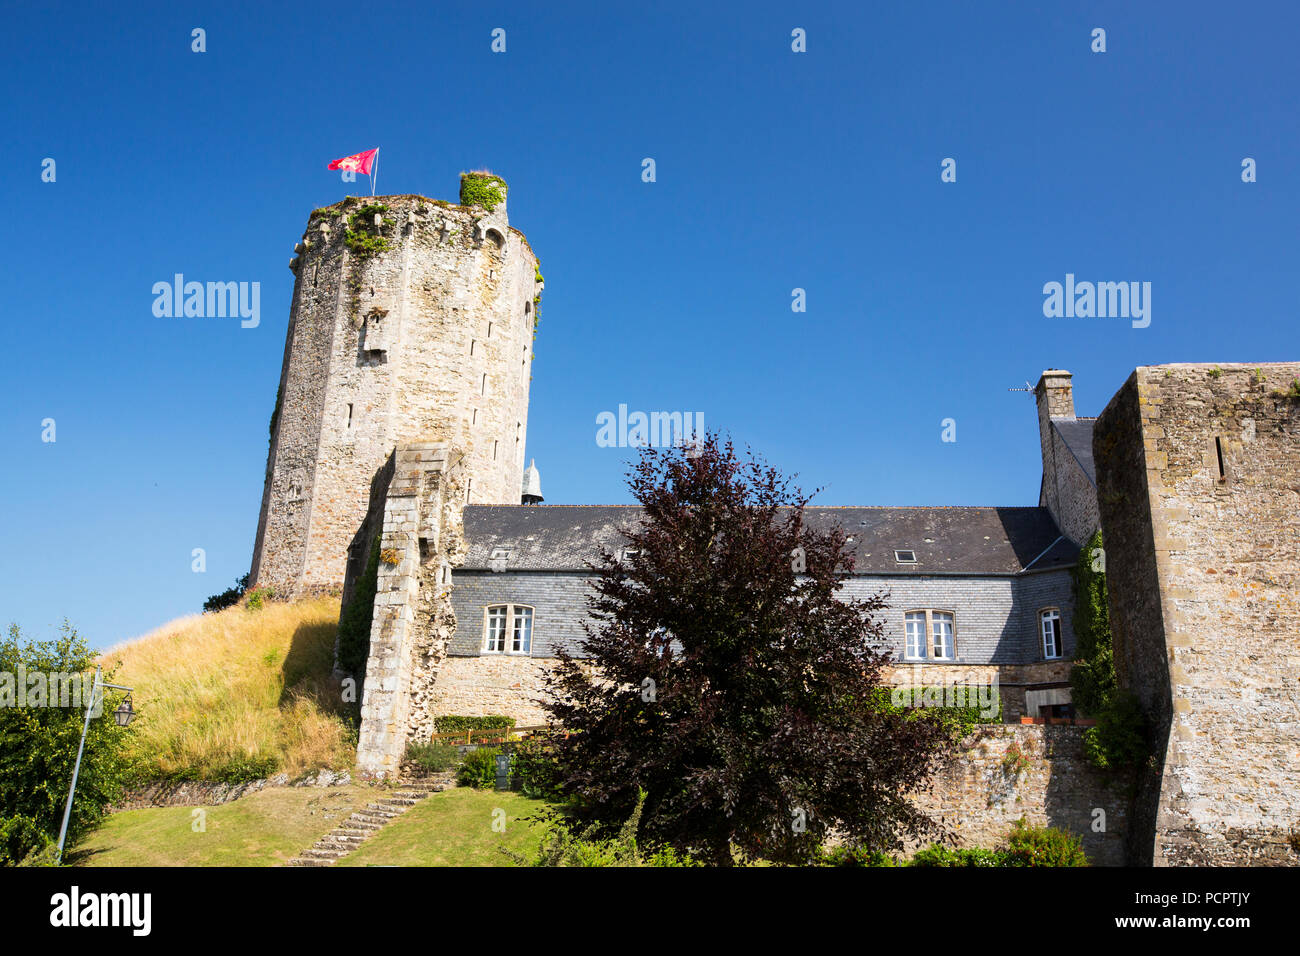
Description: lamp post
xmin=55 ymin=665 xmax=134 ymax=864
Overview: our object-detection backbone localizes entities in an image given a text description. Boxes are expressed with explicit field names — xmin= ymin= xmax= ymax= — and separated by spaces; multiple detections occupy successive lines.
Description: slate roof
xmin=1053 ymin=418 xmax=1097 ymax=487
xmin=460 ymin=505 xmax=1078 ymax=575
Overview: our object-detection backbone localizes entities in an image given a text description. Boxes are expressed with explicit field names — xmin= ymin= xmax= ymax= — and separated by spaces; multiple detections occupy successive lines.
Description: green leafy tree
xmin=0 ymin=623 xmax=132 ymax=864
xmin=203 ymin=573 xmax=248 ymax=613
xmin=544 ymin=435 xmax=957 ymax=865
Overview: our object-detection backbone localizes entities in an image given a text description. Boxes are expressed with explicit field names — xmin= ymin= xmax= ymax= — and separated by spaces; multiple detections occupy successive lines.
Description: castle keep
xmin=249 ymin=178 xmax=1298 ymax=864
xmin=250 ymin=176 xmax=540 ymax=599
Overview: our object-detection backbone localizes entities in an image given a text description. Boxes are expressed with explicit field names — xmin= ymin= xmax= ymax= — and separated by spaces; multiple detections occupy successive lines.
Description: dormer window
xmin=894 ymin=550 xmax=917 ymax=564
xmin=489 ymin=547 xmax=511 ymax=572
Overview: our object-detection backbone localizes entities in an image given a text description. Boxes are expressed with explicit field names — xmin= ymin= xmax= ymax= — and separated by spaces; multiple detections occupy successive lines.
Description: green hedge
xmin=870 ymin=686 xmax=1002 ymax=737
xmin=433 ymin=715 xmax=516 ymax=735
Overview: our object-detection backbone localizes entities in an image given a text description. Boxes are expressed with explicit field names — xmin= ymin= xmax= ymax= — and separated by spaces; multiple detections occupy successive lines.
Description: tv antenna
xmin=1008 ymin=381 xmax=1035 ymax=397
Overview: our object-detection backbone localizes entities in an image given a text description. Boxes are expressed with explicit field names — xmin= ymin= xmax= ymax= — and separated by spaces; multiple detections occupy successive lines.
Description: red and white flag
xmin=328 ymin=147 xmax=378 ymax=175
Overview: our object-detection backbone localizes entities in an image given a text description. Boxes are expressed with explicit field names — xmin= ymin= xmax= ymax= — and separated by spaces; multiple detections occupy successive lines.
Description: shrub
xmin=0 ymin=623 xmax=132 ymax=863
xmin=814 ymin=844 xmax=897 ymax=866
xmin=433 ymin=715 xmax=515 ymax=735
xmin=457 ymin=747 xmax=502 ymax=789
xmin=910 ymin=844 xmax=1007 ymax=867
xmin=405 ymin=741 xmax=462 ymax=774
xmin=1003 ymin=817 xmax=1090 ymax=867
xmin=511 ymin=737 xmax=563 ymax=799
xmin=245 ymin=586 xmax=274 ymax=611
xmin=908 ymin=823 xmax=1088 ymax=867
xmin=203 ymin=573 xmax=248 ymax=613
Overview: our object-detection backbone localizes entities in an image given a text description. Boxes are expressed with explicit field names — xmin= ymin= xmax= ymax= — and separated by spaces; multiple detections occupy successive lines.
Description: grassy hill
xmin=101 ymin=597 xmax=358 ymax=783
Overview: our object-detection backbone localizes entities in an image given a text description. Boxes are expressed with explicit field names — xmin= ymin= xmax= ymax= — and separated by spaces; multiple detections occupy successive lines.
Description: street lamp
xmin=55 ymin=665 xmax=134 ymax=864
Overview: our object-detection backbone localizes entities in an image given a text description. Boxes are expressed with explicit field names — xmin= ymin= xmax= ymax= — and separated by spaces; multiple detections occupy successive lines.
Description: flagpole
xmin=371 ymin=149 xmax=378 ymax=197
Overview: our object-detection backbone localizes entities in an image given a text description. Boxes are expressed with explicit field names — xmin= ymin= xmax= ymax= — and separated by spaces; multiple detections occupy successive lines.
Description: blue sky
xmin=3 ymin=0 xmax=1297 ymax=647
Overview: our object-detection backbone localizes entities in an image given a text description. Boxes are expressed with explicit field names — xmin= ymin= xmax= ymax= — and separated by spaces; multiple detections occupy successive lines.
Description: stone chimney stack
xmin=1036 ymin=369 xmax=1075 ymax=534
xmin=1034 ymin=369 xmax=1100 ymax=545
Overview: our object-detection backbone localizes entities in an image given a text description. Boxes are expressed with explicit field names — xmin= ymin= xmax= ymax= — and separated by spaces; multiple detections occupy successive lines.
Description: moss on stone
xmin=459 ymin=172 xmax=507 ymax=211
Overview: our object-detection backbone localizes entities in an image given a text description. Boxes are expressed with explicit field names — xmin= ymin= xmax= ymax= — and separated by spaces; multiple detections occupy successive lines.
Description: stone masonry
xmin=250 ymin=180 xmax=541 ymax=599
xmin=1093 ymin=362 xmax=1300 ymax=865
xmin=911 ymin=725 xmax=1130 ymax=866
xmin=354 ymin=442 xmax=466 ymax=778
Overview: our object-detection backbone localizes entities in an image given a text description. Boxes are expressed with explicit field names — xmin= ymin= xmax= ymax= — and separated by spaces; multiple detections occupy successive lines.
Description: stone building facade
xmin=1093 ymin=362 xmax=1300 ymax=865
xmin=444 ymin=503 xmax=1082 ymax=724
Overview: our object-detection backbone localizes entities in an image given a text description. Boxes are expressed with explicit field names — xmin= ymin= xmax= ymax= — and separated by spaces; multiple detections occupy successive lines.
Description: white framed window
xmin=904 ymin=612 xmax=927 ymax=659
xmin=931 ymin=612 xmax=954 ymax=659
xmin=485 ymin=605 xmax=507 ymax=653
xmin=1040 ymin=608 xmax=1062 ymax=659
xmin=512 ymin=606 xmax=533 ymax=654
xmin=903 ymin=610 xmax=956 ymax=661
xmin=484 ymin=604 xmax=534 ymax=655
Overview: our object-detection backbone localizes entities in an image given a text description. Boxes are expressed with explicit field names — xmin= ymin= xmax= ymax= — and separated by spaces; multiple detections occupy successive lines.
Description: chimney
xmin=1034 ymin=369 xmax=1075 ymax=537
xmin=1035 ymin=369 xmax=1076 ymax=422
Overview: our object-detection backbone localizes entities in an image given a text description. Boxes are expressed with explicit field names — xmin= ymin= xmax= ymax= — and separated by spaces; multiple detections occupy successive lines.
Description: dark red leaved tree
xmin=544 ymin=435 xmax=955 ymax=865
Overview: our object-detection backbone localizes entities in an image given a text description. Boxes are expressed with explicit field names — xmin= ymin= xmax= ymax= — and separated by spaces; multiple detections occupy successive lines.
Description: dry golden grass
xmin=100 ymin=597 xmax=357 ymax=782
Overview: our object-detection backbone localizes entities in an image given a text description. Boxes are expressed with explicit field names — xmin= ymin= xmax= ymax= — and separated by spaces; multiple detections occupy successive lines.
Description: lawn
xmin=67 ymin=785 xmax=557 ymax=867
xmin=339 ymin=788 xmax=557 ymax=867
xmin=68 ymin=785 xmax=366 ymax=867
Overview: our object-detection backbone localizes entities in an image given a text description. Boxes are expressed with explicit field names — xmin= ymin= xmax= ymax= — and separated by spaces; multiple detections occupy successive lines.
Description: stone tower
xmin=1093 ymin=362 xmax=1300 ymax=864
xmin=250 ymin=175 xmax=542 ymax=599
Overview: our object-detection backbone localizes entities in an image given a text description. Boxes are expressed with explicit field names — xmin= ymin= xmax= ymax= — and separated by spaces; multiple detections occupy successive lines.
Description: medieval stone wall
xmin=355 ymin=442 xmax=465 ymax=778
xmin=1094 ymin=362 xmax=1300 ymax=865
xmin=251 ymin=186 xmax=540 ymax=600
xmin=910 ymin=725 xmax=1131 ymax=865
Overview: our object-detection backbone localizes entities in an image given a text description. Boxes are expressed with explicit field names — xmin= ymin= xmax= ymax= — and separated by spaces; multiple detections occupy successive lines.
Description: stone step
xmin=323 ymin=832 xmax=368 ymax=845
xmin=333 ymin=827 xmax=375 ymax=838
xmin=361 ymin=807 xmax=404 ymax=818
xmin=375 ymin=797 xmax=419 ymax=808
xmin=318 ymin=839 xmax=364 ymax=852
xmin=300 ymin=848 xmax=348 ymax=859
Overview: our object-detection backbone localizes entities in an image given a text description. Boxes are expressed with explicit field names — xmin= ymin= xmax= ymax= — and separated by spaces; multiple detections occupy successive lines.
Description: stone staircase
xmin=287 ymin=773 xmax=455 ymax=867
